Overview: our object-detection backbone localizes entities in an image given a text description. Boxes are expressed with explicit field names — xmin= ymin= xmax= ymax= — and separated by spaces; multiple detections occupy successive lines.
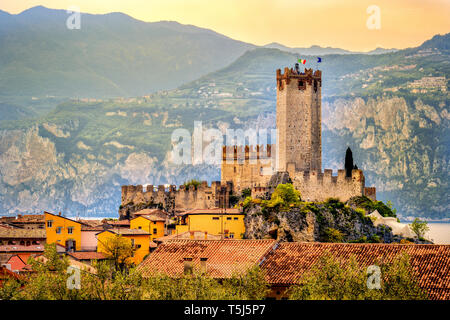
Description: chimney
xmin=190 ymin=231 xmax=194 ymax=240
xmin=204 ymin=231 xmax=208 ymax=240
xmin=200 ymin=258 xmax=208 ymax=273
xmin=183 ymin=258 xmax=193 ymax=275
xmin=58 ymin=212 xmax=61 ymax=216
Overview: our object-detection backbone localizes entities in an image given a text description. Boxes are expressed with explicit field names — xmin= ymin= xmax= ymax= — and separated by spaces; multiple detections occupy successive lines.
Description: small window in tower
xmin=314 ymin=80 xmax=318 ymax=92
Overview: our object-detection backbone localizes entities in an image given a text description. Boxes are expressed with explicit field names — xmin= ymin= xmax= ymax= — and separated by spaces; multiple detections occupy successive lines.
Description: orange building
xmin=44 ymin=212 xmax=82 ymax=251
xmin=96 ymin=228 xmax=151 ymax=265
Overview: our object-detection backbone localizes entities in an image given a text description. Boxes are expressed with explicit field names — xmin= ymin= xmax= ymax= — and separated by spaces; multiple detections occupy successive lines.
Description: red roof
xmin=138 ymin=239 xmax=277 ymax=278
xmin=68 ymin=251 xmax=108 ymax=261
xmin=6 ymin=255 xmax=29 ymax=272
xmin=261 ymin=242 xmax=450 ymax=300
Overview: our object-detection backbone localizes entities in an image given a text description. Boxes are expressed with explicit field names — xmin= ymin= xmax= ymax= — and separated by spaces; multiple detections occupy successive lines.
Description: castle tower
xmin=276 ymin=66 xmax=322 ymax=172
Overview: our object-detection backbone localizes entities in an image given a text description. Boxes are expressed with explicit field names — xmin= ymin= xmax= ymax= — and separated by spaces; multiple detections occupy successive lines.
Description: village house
xmin=175 ymin=208 xmax=245 ymax=239
xmin=130 ymin=214 xmax=165 ymax=241
xmin=96 ymin=228 xmax=152 ymax=265
xmin=0 ymin=214 xmax=45 ymax=229
xmin=44 ymin=212 xmax=83 ymax=252
xmin=0 ymin=228 xmax=47 ymax=266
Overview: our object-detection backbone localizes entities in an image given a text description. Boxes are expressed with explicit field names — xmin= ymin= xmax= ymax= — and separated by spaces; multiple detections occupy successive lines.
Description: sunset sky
xmin=1 ymin=0 xmax=449 ymax=51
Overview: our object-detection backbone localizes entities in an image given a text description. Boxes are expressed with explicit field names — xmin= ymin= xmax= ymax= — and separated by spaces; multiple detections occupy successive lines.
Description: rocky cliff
xmin=243 ymin=197 xmax=430 ymax=243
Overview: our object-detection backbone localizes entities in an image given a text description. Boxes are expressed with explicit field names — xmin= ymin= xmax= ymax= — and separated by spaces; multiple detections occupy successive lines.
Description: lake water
xmin=424 ymin=223 xmax=450 ymax=244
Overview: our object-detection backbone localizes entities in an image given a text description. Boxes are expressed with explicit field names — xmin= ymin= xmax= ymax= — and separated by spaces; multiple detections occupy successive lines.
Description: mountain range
xmin=0 ymin=6 xmax=448 ymax=220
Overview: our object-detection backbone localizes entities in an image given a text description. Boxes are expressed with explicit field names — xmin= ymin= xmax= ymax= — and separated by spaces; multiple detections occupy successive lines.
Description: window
xmin=229 ymin=233 xmax=235 ymax=239
xmin=136 ymin=244 xmax=141 ymax=249
xmin=234 ymin=217 xmax=238 ymax=220
xmin=131 ymin=239 xmax=135 ymax=246
xmin=153 ymin=222 xmax=157 ymax=225
xmin=138 ymin=226 xmax=142 ymax=229
xmin=47 ymin=220 xmax=53 ymax=228
xmin=68 ymin=227 xmax=74 ymax=234
xmin=212 ymin=217 xmax=219 ymax=220
xmin=227 ymin=217 xmax=232 ymax=220
xmin=56 ymin=227 xmax=62 ymax=234
xmin=153 ymin=228 xmax=157 ymax=234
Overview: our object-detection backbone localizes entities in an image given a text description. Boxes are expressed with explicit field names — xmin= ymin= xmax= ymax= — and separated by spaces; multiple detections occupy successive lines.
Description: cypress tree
xmin=345 ymin=147 xmax=353 ymax=177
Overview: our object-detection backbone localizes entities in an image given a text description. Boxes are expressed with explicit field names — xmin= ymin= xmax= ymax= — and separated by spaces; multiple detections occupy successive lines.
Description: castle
xmin=120 ymin=66 xmax=376 ymax=218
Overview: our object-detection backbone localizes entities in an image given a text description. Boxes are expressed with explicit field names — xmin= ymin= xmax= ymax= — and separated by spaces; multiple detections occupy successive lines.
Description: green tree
xmin=288 ymin=252 xmax=427 ymax=300
xmin=183 ymin=179 xmax=201 ymax=190
xmin=266 ymin=183 xmax=301 ymax=209
xmin=410 ymin=218 xmax=430 ymax=239
xmin=98 ymin=234 xmax=135 ymax=271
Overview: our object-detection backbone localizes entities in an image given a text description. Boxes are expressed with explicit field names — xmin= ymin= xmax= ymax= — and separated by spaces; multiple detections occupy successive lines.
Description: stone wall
xmin=120 ymin=181 xmax=232 ymax=218
xmin=290 ymin=169 xmax=367 ymax=202
xmin=221 ymin=144 xmax=275 ymax=194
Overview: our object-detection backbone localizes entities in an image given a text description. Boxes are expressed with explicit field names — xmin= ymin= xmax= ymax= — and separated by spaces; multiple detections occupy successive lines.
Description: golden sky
xmin=2 ymin=0 xmax=449 ymax=51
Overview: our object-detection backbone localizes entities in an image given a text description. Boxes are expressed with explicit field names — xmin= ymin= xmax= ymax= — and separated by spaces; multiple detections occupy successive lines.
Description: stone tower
xmin=276 ymin=66 xmax=322 ymax=172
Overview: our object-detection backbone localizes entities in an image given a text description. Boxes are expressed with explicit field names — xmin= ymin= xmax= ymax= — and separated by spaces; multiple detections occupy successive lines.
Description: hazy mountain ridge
xmin=0 ymin=6 xmax=255 ymax=98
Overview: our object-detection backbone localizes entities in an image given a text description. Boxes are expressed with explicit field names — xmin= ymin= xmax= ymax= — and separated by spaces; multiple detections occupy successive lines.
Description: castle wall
xmin=221 ymin=145 xmax=275 ymax=194
xmin=291 ymin=169 xmax=365 ymax=202
xmin=121 ymin=181 xmax=232 ymax=217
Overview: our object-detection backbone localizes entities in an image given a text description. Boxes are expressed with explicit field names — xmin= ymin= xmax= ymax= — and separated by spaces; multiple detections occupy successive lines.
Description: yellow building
xmin=175 ymin=208 xmax=245 ymax=239
xmin=96 ymin=228 xmax=151 ymax=265
xmin=44 ymin=211 xmax=82 ymax=251
xmin=130 ymin=215 xmax=165 ymax=241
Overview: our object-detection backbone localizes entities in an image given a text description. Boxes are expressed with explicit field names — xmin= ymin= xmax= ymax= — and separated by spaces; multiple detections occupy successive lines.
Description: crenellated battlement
xmin=222 ymin=144 xmax=276 ymax=161
xmin=120 ymin=181 xmax=232 ymax=218
xmin=290 ymin=169 xmax=366 ymax=202
xmin=276 ymin=67 xmax=322 ymax=91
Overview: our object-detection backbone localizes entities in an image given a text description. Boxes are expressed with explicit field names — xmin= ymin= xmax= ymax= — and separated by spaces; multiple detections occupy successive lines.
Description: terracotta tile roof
xmin=261 ymin=242 xmax=450 ymax=300
xmin=177 ymin=208 xmax=243 ymax=216
xmin=1 ymin=214 xmax=45 ymax=224
xmin=81 ymin=225 xmax=105 ymax=231
xmin=135 ymin=209 xmax=168 ymax=219
xmin=0 ymin=266 xmax=22 ymax=281
xmin=68 ymin=251 xmax=108 ymax=261
xmin=149 ymin=241 xmax=158 ymax=249
xmin=44 ymin=211 xmax=83 ymax=225
xmin=0 ymin=244 xmax=45 ymax=252
xmin=78 ymin=219 xmax=104 ymax=227
xmin=105 ymin=220 xmax=130 ymax=227
xmin=138 ymin=239 xmax=277 ymax=278
xmin=101 ymin=228 xmax=150 ymax=236
xmin=136 ymin=214 xmax=166 ymax=222
xmin=0 ymin=228 xmax=46 ymax=239
xmin=155 ymin=231 xmax=222 ymax=242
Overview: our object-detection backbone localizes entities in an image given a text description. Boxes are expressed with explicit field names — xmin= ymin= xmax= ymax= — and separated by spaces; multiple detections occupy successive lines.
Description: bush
xmin=264 ymin=184 xmax=301 ymax=210
xmin=323 ymin=227 xmax=344 ymax=243
xmin=183 ymin=179 xmax=201 ymax=190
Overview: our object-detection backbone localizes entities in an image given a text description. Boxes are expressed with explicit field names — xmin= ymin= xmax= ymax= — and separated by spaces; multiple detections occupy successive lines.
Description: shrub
xmin=265 ymin=184 xmax=301 ymax=210
xmin=183 ymin=179 xmax=201 ymax=190
xmin=323 ymin=227 xmax=344 ymax=243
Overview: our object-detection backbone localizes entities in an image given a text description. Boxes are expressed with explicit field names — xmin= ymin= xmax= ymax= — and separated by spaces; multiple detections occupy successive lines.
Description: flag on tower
xmin=298 ymin=58 xmax=306 ymax=64
xmin=317 ymin=57 xmax=322 ymax=63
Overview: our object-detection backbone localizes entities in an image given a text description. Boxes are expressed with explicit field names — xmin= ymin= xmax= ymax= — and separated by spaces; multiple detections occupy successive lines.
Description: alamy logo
xmin=66 ymin=6 xmax=81 ymax=30
xmin=67 ymin=265 xmax=81 ymax=290
xmin=366 ymin=265 xmax=381 ymax=289
xmin=366 ymin=5 xmax=381 ymax=30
